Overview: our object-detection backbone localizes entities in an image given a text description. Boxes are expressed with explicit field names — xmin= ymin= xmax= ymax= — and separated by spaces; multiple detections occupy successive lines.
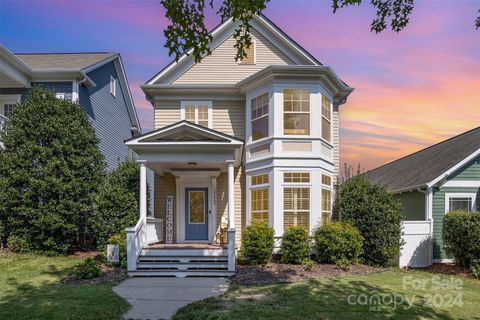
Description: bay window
xmin=322 ymin=95 xmax=332 ymax=142
xmin=251 ymin=93 xmax=269 ymax=141
xmin=283 ymin=89 xmax=310 ymax=135
xmin=321 ymin=174 xmax=333 ymax=225
xmin=250 ymin=173 xmax=269 ymax=223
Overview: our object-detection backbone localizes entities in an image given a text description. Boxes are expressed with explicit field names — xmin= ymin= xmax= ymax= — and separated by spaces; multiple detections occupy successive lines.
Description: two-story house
xmin=0 ymin=45 xmax=140 ymax=170
xmin=124 ymin=15 xmax=353 ymax=277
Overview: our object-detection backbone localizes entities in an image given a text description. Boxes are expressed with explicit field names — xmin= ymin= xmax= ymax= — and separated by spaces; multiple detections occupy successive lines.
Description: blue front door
xmin=185 ymin=188 xmax=209 ymax=240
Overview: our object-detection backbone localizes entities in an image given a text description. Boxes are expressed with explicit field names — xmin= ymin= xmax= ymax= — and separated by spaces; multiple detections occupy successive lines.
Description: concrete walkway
xmin=113 ymin=277 xmax=229 ymax=320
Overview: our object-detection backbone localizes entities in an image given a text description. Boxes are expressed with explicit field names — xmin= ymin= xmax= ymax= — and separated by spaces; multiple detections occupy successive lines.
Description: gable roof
xmin=146 ymin=14 xmax=320 ymax=85
xmin=365 ymin=127 xmax=480 ymax=193
xmin=15 ymin=52 xmax=116 ymax=71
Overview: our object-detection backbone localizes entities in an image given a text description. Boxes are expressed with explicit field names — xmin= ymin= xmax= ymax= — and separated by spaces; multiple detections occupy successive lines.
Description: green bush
xmin=280 ymin=227 xmax=311 ymax=264
xmin=240 ymin=222 xmax=275 ymax=265
xmin=336 ymin=175 xmax=403 ymax=266
xmin=314 ymin=222 xmax=363 ymax=267
xmin=6 ymin=235 xmax=30 ymax=253
xmin=302 ymin=258 xmax=314 ymax=271
xmin=443 ymin=210 xmax=480 ymax=267
xmin=0 ymin=87 xmax=105 ymax=253
xmin=91 ymin=161 xmax=145 ymax=247
xmin=101 ymin=232 xmax=127 ymax=268
xmin=75 ymin=257 xmax=101 ymax=279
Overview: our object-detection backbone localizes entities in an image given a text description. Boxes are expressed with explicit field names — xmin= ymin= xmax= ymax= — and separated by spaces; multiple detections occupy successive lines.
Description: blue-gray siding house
xmin=0 ymin=45 xmax=140 ymax=170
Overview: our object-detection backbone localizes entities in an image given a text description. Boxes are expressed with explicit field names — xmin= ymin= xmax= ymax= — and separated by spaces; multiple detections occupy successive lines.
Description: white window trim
xmin=251 ymin=92 xmax=269 ymax=142
xmin=283 ymin=88 xmax=311 ymax=137
xmin=180 ymin=101 xmax=213 ymax=128
xmin=110 ymin=76 xmax=116 ymax=97
xmin=283 ymin=185 xmax=311 ymax=229
xmin=444 ymin=193 xmax=477 ymax=214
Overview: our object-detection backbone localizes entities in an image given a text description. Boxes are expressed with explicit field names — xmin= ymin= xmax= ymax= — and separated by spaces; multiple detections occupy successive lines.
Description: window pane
xmin=251 ymin=188 xmax=269 ymax=223
xmin=449 ymin=197 xmax=472 ymax=212
xmin=322 ymin=175 xmax=332 ymax=186
xmin=322 ymin=189 xmax=332 ymax=226
xmin=284 ymin=113 xmax=309 ymax=135
xmin=189 ymin=191 xmax=205 ymax=224
xmin=252 ymin=116 xmax=268 ymax=141
xmin=252 ymin=174 xmax=269 ymax=186
xmin=185 ymin=105 xmax=195 ymax=121
xmin=284 ymin=172 xmax=310 ymax=183
xmin=241 ymin=41 xmax=255 ymax=64
xmin=3 ymin=104 xmax=15 ymax=118
xmin=322 ymin=117 xmax=331 ymax=141
xmin=322 ymin=95 xmax=331 ymax=120
xmin=283 ymin=187 xmax=310 ymax=230
xmin=198 ymin=105 xmax=208 ymax=120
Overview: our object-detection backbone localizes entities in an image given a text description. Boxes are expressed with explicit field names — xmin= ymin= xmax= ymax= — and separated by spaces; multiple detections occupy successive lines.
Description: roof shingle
xmin=15 ymin=52 xmax=115 ymax=70
xmin=365 ymin=127 xmax=480 ymax=192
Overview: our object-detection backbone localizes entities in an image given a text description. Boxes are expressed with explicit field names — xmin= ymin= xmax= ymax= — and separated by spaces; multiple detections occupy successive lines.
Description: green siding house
xmin=366 ymin=127 xmax=480 ymax=265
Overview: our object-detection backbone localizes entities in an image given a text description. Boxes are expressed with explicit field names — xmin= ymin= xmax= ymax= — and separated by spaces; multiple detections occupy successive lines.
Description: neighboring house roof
xmin=15 ymin=52 xmax=116 ymax=70
xmin=0 ymin=44 xmax=141 ymax=132
xmin=365 ymin=127 xmax=480 ymax=193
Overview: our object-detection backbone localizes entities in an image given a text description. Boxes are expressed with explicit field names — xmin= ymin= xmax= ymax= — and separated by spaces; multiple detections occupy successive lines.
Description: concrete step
xmin=137 ymin=256 xmax=228 ymax=263
xmin=141 ymin=248 xmax=227 ymax=257
xmin=137 ymin=262 xmax=228 ymax=271
xmin=128 ymin=270 xmax=234 ymax=278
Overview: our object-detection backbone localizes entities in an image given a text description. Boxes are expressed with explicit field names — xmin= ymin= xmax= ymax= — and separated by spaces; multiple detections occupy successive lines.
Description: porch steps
xmin=129 ymin=247 xmax=233 ymax=278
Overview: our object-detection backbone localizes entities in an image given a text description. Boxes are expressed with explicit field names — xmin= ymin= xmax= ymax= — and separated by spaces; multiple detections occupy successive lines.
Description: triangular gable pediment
xmin=147 ymin=15 xmax=320 ymax=85
xmin=126 ymin=121 xmax=243 ymax=145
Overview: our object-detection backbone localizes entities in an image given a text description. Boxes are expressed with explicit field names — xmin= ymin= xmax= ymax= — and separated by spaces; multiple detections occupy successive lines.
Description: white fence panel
xmin=400 ymin=220 xmax=433 ymax=268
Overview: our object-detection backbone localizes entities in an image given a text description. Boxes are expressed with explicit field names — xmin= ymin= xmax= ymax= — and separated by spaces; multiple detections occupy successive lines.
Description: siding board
xmin=174 ymin=29 xmax=293 ymax=84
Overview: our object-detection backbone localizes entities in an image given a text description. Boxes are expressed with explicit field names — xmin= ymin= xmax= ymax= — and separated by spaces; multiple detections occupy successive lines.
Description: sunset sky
xmin=1 ymin=0 xmax=478 ymax=169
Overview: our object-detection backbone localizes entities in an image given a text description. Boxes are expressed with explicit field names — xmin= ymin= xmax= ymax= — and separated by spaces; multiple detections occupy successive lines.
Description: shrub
xmin=6 ymin=235 xmax=30 ymax=253
xmin=471 ymin=262 xmax=480 ymax=279
xmin=91 ymin=161 xmax=146 ymax=247
xmin=336 ymin=175 xmax=403 ymax=266
xmin=101 ymin=232 xmax=127 ymax=268
xmin=280 ymin=227 xmax=311 ymax=264
xmin=75 ymin=258 xmax=101 ymax=279
xmin=302 ymin=258 xmax=314 ymax=271
xmin=0 ymin=87 xmax=105 ymax=253
xmin=240 ymin=222 xmax=275 ymax=265
xmin=443 ymin=210 xmax=480 ymax=267
xmin=314 ymin=222 xmax=363 ymax=267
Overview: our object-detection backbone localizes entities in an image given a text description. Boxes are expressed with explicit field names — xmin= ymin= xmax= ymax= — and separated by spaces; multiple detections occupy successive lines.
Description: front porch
xmin=125 ymin=121 xmax=244 ymax=277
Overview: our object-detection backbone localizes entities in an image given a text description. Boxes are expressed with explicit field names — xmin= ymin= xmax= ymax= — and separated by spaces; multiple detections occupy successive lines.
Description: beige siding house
xmin=125 ymin=15 xmax=353 ymax=277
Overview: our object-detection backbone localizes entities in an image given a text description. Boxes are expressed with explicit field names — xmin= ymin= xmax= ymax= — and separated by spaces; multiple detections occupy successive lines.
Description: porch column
xmin=226 ymin=160 xmax=236 ymax=272
xmin=138 ymin=160 xmax=148 ymax=242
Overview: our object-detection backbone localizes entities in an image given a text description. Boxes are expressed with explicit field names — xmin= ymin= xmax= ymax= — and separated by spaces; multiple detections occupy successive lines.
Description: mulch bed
xmin=424 ymin=263 xmax=475 ymax=279
xmin=62 ymin=264 xmax=127 ymax=285
xmin=233 ymin=263 xmax=385 ymax=285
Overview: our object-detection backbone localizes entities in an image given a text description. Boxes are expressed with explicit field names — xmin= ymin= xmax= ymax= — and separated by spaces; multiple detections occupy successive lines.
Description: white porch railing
xmin=400 ymin=220 xmax=433 ymax=268
xmin=0 ymin=114 xmax=8 ymax=132
xmin=146 ymin=217 xmax=164 ymax=244
xmin=126 ymin=217 xmax=147 ymax=271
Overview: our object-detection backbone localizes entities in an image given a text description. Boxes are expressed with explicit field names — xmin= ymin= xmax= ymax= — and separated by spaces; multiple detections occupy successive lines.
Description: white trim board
xmin=428 ymin=148 xmax=480 ymax=187
xmin=442 ymin=180 xmax=480 ymax=188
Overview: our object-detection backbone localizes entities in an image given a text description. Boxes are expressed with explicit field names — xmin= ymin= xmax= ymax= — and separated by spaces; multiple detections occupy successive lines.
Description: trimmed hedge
xmin=443 ymin=210 xmax=480 ymax=267
xmin=314 ymin=222 xmax=363 ymax=267
xmin=336 ymin=175 xmax=403 ymax=266
xmin=240 ymin=222 xmax=274 ymax=265
xmin=280 ymin=227 xmax=311 ymax=264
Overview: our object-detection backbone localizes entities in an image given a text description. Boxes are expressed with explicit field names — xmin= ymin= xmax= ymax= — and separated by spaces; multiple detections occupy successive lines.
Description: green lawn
xmin=0 ymin=253 xmax=129 ymax=320
xmin=174 ymin=269 xmax=480 ymax=320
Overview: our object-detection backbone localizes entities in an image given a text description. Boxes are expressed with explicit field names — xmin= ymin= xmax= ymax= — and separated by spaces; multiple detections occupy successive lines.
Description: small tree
xmin=0 ymin=87 xmax=105 ymax=253
xmin=91 ymin=161 xmax=142 ymax=247
xmin=336 ymin=175 xmax=403 ymax=266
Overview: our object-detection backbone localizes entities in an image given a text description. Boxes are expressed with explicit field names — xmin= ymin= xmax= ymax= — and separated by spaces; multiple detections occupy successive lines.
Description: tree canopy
xmin=161 ymin=0 xmax=479 ymax=63
xmin=0 ymin=87 xmax=105 ymax=253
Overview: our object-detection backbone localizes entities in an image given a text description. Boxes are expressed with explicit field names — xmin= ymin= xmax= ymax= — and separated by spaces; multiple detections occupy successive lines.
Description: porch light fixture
xmin=188 ymin=162 xmax=197 ymax=169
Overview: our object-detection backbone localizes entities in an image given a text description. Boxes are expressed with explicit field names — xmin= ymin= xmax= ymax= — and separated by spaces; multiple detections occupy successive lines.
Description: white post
xmin=139 ymin=160 xmax=147 ymax=244
xmin=226 ymin=160 xmax=236 ymax=271
xmin=126 ymin=228 xmax=136 ymax=271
